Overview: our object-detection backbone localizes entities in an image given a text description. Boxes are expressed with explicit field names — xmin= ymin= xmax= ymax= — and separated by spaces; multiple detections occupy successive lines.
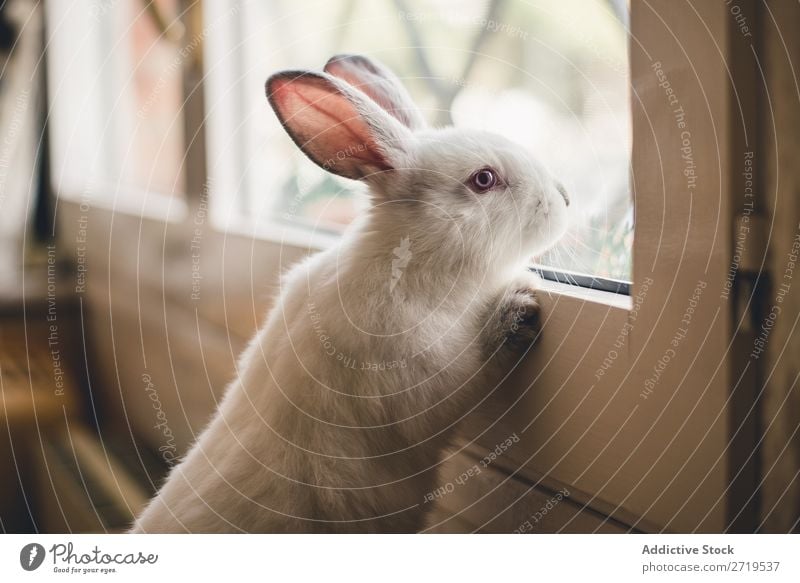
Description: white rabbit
xmin=131 ymin=54 xmax=569 ymax=533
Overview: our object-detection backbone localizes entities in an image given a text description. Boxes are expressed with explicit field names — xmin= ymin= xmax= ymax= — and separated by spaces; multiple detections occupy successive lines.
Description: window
xmin=204 ymin=0 xmax=632 ymax=280
xmin=46 ymin=0 xmax=187 ymax=204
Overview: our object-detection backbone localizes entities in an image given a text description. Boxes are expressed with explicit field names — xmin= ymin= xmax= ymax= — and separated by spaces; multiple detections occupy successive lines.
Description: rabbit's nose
xmin=555 ymin=182 xmax=570 ymax=206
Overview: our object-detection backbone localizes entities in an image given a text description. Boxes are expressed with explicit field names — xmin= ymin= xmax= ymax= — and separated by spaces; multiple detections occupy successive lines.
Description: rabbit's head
xmin=266 ymin=54 xmax=569 ymax=272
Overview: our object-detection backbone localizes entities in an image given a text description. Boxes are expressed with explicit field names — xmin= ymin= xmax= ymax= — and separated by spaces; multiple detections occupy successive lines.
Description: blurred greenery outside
xmin=244 ymin=0 xmax=632 ymax=281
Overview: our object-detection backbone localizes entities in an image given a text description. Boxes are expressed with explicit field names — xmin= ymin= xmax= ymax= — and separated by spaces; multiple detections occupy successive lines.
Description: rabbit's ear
xmin=324 ymin=54 xmax=427 ymax=131
xmin=266 ymin=71 xmax=412 ymax=181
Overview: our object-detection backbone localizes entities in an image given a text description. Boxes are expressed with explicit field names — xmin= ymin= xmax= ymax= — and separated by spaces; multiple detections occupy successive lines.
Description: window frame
xmin=201 ymin=0 xmax=634 ymax=281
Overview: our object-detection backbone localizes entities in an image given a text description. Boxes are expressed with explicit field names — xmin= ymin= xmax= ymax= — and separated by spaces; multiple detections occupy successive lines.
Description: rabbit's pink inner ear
xmin=324 ymin=59 xmax=392 ymax=110
xmin=324 ymin=56 xmax=423 ymax=130
xmin=268 ymin=74 xmax=392 ymax=180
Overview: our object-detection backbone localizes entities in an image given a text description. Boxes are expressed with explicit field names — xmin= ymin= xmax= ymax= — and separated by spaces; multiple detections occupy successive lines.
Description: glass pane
xmin=106 ymin=0 xmax=186 ymax=197
xmin=47 ymin=1 xmax=187 ymax=199
xmin=231 ymin=0 xmax=631 ymax=280
xmin=118 ymin=0 xmax=187 ymax=197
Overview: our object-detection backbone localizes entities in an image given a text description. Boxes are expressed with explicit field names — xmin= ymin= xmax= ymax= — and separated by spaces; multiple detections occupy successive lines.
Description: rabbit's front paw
xmin=501 ymin=288 xmax=542 ymax=348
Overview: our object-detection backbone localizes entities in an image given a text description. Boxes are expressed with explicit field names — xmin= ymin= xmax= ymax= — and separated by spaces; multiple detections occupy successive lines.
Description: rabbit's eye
xmin=469 ymin=168 xmax=498 ymax=192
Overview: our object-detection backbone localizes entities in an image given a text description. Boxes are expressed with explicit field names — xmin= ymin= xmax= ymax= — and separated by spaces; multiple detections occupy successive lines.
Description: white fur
xmin=131 ymin=55 xmax=569 ymax=533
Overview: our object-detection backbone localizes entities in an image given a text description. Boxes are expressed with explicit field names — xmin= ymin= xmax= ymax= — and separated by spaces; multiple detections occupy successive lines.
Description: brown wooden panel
xmin=760 ymin=0 xmax=800 ymax=533
xmin=426 ymin=447 xmax=630 ymax=533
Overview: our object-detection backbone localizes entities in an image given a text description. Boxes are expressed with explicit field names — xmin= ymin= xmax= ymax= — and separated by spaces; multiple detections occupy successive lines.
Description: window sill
xmin=535 ymin=277 xmax=632 ymax=311
xmin=55 ymin=190 xmax=633 ymax=310
xmin=212 ymin=214 xmax=343 ymax=253
xmin=56 ymin=184 xmax=187 ymax=224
